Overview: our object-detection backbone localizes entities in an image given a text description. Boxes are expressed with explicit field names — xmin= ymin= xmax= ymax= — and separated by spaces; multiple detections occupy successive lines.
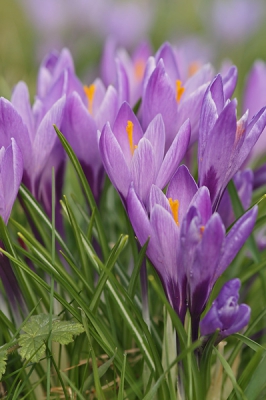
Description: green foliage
xmin=18 ymin=314 xmax=84 ymax=363
xmin=0 ymin=349 xmax=7 ymax=380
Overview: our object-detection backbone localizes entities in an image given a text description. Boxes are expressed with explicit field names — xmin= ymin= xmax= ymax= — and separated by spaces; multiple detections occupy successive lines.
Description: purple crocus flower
xmin=198 ymin=74 xmax=266 ymax=211
xmin=101 ymin=38 xmax=152 ymax=107
xmin=200 ymin=279 xmax=250 ymax=340
xmin=141 ymin=42 xmax=216 ymax=149
xmin=99 ymin=102 xmax=191 ymax=207
xmin=127 ymin=165 xmax=257 ymax=339
xmin=61 ymin=78 xmax=119 ymax=202
xmin=7 ymin=48 xmax=88 ymax=230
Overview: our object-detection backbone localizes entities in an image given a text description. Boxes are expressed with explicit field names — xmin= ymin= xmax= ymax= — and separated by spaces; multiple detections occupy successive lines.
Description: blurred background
xmin=1 ymin=0 xmax=266 ymax=102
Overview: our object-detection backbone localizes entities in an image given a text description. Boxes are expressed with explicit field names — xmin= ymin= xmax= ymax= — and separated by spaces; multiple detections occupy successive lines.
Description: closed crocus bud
xmin=200 ymin=279 xmax=250 ymax=339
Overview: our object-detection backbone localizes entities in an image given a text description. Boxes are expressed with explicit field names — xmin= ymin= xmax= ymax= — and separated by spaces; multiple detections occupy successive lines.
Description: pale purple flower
xmin=208 ymin=0 xmax=264 ymax=44
xmin=243 ymin=60 xmax=266 ymax=165
xmin=101 ymin=39 xmax=152 ymax=107
xmin=200 ymin=279 xmax=250 ymax=339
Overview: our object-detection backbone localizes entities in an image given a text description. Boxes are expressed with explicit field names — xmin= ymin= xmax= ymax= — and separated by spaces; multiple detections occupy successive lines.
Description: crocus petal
xmin=144 ymin=114 xmax=165 ymax=175
xmin=62 ymin=92 xmax=98 ymax=164
xmin=232 ymin=106 xmax=266 ymax=176
xmin=189 ymin=213 xmax=225 ymax=316
xmin=32 ymin=95 xmax=65 ymax=180
xmin=198 ymin=75 xmax=224 ymax=164
xmin=151 ymin=204 xmax=180 ymax=279
xmin=182 ymin=63 xmax=213 ymax=100
xmin=243 ymin=61 xmax=266 ymax=119
xmin=142 ymin=59 xmax=178 ymax=148
xmin=224 ymin=304 xmax=250 ymax=336
xmin=115 ymin=58 xmax=129 ymax=104
xmin=166 ymin=164 xmax=198 ymax=223
xmin=112 ymin=102 xmax=143 ymax=165
xmin=189 ymin=186 xmax=212 ymax=225
xmin=131 ymin=138 xmax=156 ymax=205
xmin=155 ymin=42 xmax=180 ymax=83
xmin=99 ymin=122 xmax=131 ymax=201
xmin=199 ymin=100 xmax=237 ymax=206
xmin=94 ymin=85 xmax=118 ymax=131
xmin=177 ymin=83 xmax=210 ymax=144
xmin=214 ymin=206 xmax=258 ymax=281
xmin=222 ymin=66 xmax=238 ymax=100
xmin=149 ymin=184 xmax=171 ymax=213
xmin=11 ymin=81 xmax=34 ymax=142
xmin=0 ymin=98 xmax=31 ymax=171
xmin=156 ymin=119 xmax=191 ymax=189
xmin=127 ymin=185 xmax=164 ymax=269
xmin=0 ymin=139 xmax=23 ymax=224
xmin=200 ymin=303 xmax=223 ymax=336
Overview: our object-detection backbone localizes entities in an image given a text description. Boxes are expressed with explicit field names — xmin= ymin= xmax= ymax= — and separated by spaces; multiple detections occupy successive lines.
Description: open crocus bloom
xmin=141 ymin=42 xmax=218 ymax=149
xmin=127 ymin=165 xmax=257 ymax=339
xmin=200 ymin=279 xmax=251 ymax=340
xmin=99 ymin=102 xmax=191 ymax=207
xmin=62 ymin=78 xmax=118 ymax=202
xmin=198 ymin=74 xmax=266 ymax=211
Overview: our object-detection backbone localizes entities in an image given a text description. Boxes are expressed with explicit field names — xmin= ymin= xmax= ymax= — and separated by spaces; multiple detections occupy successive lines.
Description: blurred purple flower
xmin=99 ymin=102 xmax=191 ymax=207
xmin=101 ymin=39 xmax=152 ymax=107
xmin=206 ymin=0 xmax=264 ymax=44
xmin=18 ymin=0 xmax=155 ymax=57
xmin=198 ymin=74 xmax=266 ymax=211
xmin=243 ymin=61 xmax=266 ymax=165
xmin=200 ymin=279 xmax=250 ymax=339
xmin=127 ymin=165 xmax=257 ymax=338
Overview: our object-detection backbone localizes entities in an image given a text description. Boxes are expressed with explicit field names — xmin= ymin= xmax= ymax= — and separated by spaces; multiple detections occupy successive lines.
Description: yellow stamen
xmin=168 ymin=198 xmax=180 ymax=225
xmin=134 ymin=60 xmax=145 ymax=81
xmin=176 ymin=80 xmax=185 ymax=103
xmin=200 ymin=225 xmax=205 ymax=235
xmin=126 ymin=120 xmax=134 ymax=154
xmin=188 ymin=61 xmax=200 ymax=77
xmin=84 ymin=84 xmax=96 ymax=115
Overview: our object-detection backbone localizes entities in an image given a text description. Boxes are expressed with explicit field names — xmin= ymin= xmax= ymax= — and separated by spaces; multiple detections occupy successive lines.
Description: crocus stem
xmin=140 ymin=257 xmax=150 ymax=331
xmin=192 ymin=315 xmax=200 ymax=343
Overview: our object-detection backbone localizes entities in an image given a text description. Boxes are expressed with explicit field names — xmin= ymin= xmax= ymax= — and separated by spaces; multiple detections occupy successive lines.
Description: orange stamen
xmin=188 ymin=61 xmax=200 ymax=77
xmin=168 ymin=198 xmax=180 ymax=225
xmin=126 ymin=120 xmax=134 ymax=154
xmin=84 ymin=84 xmax=96 ymax=115
xmin=200 ymin=226 xmax=205 ymax=235
xmin=176 ymin=80 xmax=185 ymax=103
xmin=134 ymin=60 xmax=145 ymax=81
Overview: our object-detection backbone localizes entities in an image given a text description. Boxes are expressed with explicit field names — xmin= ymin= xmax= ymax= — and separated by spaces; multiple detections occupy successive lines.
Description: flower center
xmin=126 ymin=120 xmax=136 ymax=155
xmin=176 ymin=80 xmax=185 ymax=103
xmin=84 ymin=84 xmax=96 ymax=115
xmin=199 ymin=225 xmax=205 ymax=235
xmin=134 ymin=60 xmax=145 ymax=81
xmin=188 ymin=61 xmax=200 ymax=77
xmin=168 ymin=198 xmax=180 ymax=225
